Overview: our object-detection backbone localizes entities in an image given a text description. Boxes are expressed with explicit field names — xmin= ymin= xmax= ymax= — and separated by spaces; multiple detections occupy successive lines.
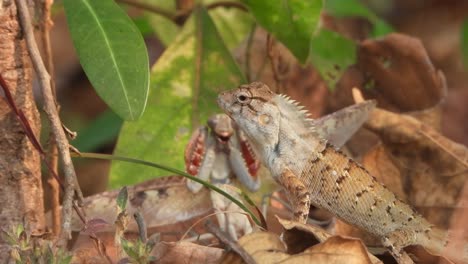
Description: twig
xmin=205 ymin=1 xmax=247 ymax=12
xmin=116 ymin=0 xmax=177 ymax=22
xmin=15 ymin=0 xmax=83 ymax=244
xmin=266 ymin=34 xmax=282 ymax=93
xmin=116 ymin=0 xmax=247 ymax=25
xmin=38 ymin=0 xmax=61 ymax=238
xmin=133 ymin=212 xmax=147 ymax=243
xmin=245 ymin=24 xmax=256 ymax=82
xmin=205 ymin=220 xmax=255 ymax=264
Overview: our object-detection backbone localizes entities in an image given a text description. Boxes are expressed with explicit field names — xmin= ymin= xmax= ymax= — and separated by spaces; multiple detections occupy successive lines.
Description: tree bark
xmin=0 ymin=0 xmax=45 ymax=261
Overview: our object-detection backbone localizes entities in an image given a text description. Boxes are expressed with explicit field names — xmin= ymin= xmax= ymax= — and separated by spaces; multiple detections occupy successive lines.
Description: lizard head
xmin=217 ymin=82 xmax=280 ymax=148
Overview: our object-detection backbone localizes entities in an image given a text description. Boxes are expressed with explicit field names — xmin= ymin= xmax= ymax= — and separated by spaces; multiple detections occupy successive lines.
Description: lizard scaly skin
xmin=217 ymin=82 xmax=465 ymax=263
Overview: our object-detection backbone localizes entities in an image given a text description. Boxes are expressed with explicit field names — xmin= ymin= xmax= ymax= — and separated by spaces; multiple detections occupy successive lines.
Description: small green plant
xmin=120 ymin=237 xmax=157 ymax=264
xmin=2 ymin=224 xmax=72 ymax=264
xmin=114 ymin=187 xmax=160 ymax=263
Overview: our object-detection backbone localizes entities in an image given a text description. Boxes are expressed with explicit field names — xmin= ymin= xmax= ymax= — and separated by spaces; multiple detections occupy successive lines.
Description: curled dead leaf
xmin=64 ymin=177 xmax=212 ymax=233
xmin=357 ymin=33 xmax=446 ymax=112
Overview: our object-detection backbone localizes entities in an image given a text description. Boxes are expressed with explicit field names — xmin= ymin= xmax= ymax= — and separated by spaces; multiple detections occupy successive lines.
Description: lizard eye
xmin=236 ymin=92 xmax=250 ymax=104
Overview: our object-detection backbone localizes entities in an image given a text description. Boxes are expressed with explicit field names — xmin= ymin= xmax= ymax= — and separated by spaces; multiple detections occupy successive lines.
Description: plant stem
xmin=116 ymin=0 xmax=178 ymax=21
xmin=74 ymin=152 xmax=262 ymax=226
xmin=116 ymin=0 xmax=247 ymax=26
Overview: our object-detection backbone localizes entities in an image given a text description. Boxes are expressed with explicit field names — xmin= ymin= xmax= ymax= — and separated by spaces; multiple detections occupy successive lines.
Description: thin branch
xmin=116 ymin=0 xmax=247 ymax=25
xmin=205 ymin=1 xmax=247 ymax=12
xmin=245 ymin=23 xmax=256 ymax=82
xmin=37 ymin=0 xmax=61 ymax=238
xmin=15 ymin=0 xmax=83 ymax=244
xmin=205 ymin=220 xmax=255 ymax=264
xmin=116 ymin=0 xmax=177 ymax=21
xmin=133 ymin=212 xmax=147 ymax=243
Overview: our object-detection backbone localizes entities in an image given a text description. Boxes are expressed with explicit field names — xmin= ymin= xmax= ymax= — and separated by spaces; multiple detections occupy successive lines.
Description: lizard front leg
xmin=277 ymin=168 xmax=310 ymax=224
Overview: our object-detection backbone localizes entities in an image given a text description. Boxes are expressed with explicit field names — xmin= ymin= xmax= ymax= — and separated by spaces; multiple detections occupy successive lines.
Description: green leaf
xmin=73 ymin=110 xmax=122 ymax=152
xmin=461 ymin=19 xmax=468 ymax=68
xmin=144 ymin=0 xmax=180 ymax=46
xmin=121 ymin=238 xmax=138 ymax=260
xmin=63 ymin=0 xmax=149 ymax=120
xmin=110 ymin=7 xmax=245 ymax=187
xmin=116 ymin=186 xmax=128 ymax=211
xmin=240 ymin=0 xmax=322 ymax=63
xmin=132 ymin=16 xmax=155 ymax=37
xmin=324 ymin=0 xmax=393 ymax=37
xmin=308 ymin=29 xmax=356 ymax=89
xmin=207 ymin=0 xmax=254 ymax=50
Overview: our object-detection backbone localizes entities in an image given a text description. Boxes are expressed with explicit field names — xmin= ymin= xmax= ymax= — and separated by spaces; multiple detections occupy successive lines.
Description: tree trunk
xmin=0 ymin=0 xmax=45 ymax=261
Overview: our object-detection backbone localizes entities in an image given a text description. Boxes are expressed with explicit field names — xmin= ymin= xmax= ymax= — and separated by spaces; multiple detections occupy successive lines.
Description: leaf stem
xmin=74 ymin=152 xmax=262 ymax=226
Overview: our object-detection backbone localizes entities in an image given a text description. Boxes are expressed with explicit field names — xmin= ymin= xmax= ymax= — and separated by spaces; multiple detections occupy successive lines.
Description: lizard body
xmin=217 ymin=82 xmax=464 ymax=262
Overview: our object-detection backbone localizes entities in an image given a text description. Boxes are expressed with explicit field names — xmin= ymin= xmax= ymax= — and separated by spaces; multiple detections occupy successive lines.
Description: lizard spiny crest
xmin=274 ymin=93 xmax=319 ymax=139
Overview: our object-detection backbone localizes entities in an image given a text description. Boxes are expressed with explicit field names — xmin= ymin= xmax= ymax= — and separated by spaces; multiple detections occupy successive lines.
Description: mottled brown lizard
xmin=217 ymin=82 xmax=466 ymax=263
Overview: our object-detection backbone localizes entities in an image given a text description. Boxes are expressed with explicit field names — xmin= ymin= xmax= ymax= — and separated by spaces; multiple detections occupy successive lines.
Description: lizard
xmin=217 ymin=81 xmax=465 ymax=263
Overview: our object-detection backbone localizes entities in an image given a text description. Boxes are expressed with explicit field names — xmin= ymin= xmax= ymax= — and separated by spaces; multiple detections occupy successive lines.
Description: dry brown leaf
xmin=222 ymin=230 xmax=381 ymax=264
xmin=151 ymin=241 xmax=223 ymax=263
xmin=301 ymin=236 xmax=373 ymax=264
xmin=278 ymin=217 xmax=382 ymax=264
xmin=364 ymin=107 xmax=467 ymax=227
xmin=223 ymin=231 xmax=289 ymax=264
xmin=330 ymin=33 xmax=446 ymax=123
xmin=357 ymin=33 xmax=446 ymax=112
xmin=277 ymin=216 xmax=330 ymax=254
xmin=72 ymin=232 xmax=123 ymax=264
xmin=65 ymin=176 xmax=212 ymax=233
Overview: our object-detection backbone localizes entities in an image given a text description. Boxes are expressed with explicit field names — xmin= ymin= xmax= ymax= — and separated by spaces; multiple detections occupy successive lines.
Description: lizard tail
xmin=419 ymin=227 xmax=468 ymax=264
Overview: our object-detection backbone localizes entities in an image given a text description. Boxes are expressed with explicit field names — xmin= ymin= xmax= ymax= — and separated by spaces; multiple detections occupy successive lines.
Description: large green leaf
xmin=240 ymin=0 xmax=322 ymax=63
xmin=308 ymin=29 xmax=356 ymax=89
xmin=324 ymin=0 xmax=393 ymax=37
xmin=110 ymin=7 xmax=245 ymax=187
xmin=63 ymin=0 xmax=149 ymax=120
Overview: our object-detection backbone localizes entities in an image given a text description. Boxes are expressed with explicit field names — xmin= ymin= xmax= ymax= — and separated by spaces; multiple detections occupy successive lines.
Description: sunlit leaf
xmin=240 ymin=0 xmax=322 ymax=63
xmin=324 ymin=0 xmax=393 ymax=37
xmin=309 ymin=29 xmax=356 ymax=89
xmin=207 ymin=1 xmax=254 ymax=50
xmin=63 ymin=0 xmax=149 ymax=120
xmin=110 ymin=7 xmax=245 ymax=187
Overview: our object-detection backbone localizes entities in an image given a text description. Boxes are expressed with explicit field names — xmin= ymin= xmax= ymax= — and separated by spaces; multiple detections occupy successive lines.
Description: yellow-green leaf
xmin=110 ymin=7 xmax=245 ymax=187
